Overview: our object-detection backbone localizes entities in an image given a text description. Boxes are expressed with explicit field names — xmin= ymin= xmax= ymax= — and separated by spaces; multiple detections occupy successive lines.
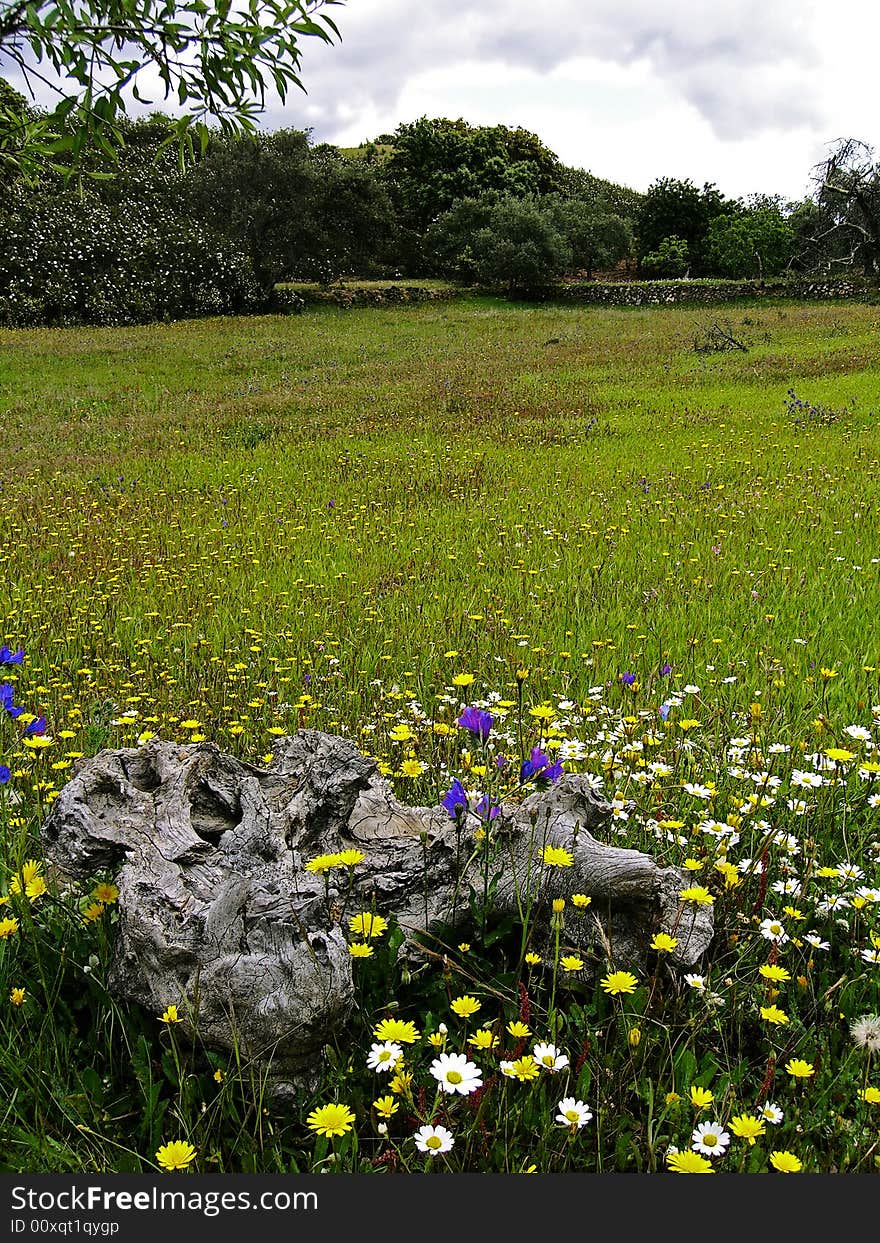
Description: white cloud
xmin=6 ymin=0 xmax=879 ymax=199
xmin=291 ymin=0 xmax=822 ymax=140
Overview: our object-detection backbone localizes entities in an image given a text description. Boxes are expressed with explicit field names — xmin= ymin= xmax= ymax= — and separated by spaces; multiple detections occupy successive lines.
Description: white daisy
xmin=366 ymin=1041 xmax=403 ymax=1073
xmin=555 ymin=1097 xmax=593 ymax=1128
xmin=759 ymin=917 xmax=789 ymax=944
xmin=691 ymin=1121 xmax=730 ymax=1156
xmin=533 ymin=1042 xmax=570 ymax=1072
xmin=759 ymin=1102 xmax=784 ymax=1125
xmin=429 ymin=1052 xmax=483 ymax=1095
xmin=413 ymin=1124 xmax=454 ymax=1156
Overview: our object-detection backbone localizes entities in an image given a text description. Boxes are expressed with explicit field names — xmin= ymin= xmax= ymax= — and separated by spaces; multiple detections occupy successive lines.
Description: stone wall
xmin=531 ymin=277 xmax=874 ymax=306
xmin=297 ymin=284 xmax=460 ymax=308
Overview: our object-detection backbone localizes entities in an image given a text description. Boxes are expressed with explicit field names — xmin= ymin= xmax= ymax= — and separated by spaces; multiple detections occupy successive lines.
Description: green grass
xmin=0 ymin=296 xmax=879 ymax=1173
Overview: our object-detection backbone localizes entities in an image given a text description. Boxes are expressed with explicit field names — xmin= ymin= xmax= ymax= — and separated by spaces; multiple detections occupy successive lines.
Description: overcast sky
xmin=6 ymin=0 xmax=879 ymax=200
xmin=273 ymin=0 xmax=880 ymax=201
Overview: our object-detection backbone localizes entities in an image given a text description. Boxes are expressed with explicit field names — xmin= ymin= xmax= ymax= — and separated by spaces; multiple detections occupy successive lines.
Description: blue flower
xmin=659 ymin=663 xmax=672 ymax=677
xmin=0 ymin=646 xmax=24 ymax=665
xmin=442 ymin=778 xmax=468 ymax=819
xmin=0 ymin=683 xmax=23 ymax=719
xmin=474 ymin=794 xmax=499 ymax=821
xmin=22 ymin=715 xmax=47 ymax=737
xmin=521 ymin=746 xmax=563 ymax=785
xmin=0 ymin=764 xmax=10 ymax=784
xmin=521 ymin=746 xmax=551 ymax=781
xmin=621 ymin=672 xmax=636 ymax=686
xmin=456 ymin=705 xmax=494 ymax=741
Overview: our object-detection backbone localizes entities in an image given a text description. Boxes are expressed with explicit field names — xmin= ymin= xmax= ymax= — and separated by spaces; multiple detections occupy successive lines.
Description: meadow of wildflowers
xmin=0 ymin=296 xmax=878 ymax=1174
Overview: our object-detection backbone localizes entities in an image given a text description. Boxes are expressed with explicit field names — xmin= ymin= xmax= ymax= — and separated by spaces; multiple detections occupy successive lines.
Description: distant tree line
xmin=0 ymin=94 xmax=877 ymax=326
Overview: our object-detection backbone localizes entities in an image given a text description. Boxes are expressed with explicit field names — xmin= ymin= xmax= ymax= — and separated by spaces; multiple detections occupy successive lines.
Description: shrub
xmin=640 ymin=234 xmax=690 ymax=278
xmin=0 ymin=187 xmax=261 ymax=327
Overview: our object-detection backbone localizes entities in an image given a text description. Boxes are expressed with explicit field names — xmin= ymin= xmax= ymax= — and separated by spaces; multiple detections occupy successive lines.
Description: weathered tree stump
xmin=41 ymin=730 xmax=713 ymax=1093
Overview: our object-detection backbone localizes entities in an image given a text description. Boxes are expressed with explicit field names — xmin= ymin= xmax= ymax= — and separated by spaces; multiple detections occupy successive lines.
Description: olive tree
xmin=0 ymin=1 xmax=343 ymax=176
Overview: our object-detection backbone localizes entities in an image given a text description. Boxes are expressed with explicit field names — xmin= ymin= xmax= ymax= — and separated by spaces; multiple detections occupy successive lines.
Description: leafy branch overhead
xmin=0 ymin=0 xmax=343 ymax=170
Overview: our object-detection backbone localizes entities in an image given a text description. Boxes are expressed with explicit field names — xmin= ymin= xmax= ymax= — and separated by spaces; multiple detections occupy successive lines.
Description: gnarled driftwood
xmin=41 ymin=730 xmax=713 ymax=1093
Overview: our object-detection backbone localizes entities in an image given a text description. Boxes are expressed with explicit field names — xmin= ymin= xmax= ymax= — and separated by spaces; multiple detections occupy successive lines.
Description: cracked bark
xmin=41 ymin=730 xmax=713 ymax=1093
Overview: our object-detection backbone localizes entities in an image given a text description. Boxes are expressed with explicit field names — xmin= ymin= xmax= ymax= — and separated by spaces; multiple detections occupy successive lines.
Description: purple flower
xmin=442 ymin=778 xmax=468 ymax=819
xmin=0 ymin=764 xmax=10 ymax=784
xmin=659 ymin=663 xmax=672 ymax=677
xmin=0 ymin=683 xmax=23 ymax=718
xmin=659 ymin=702 xmax=672 ymax=721
xmin=621 ymin=672 xmax=636 ymax=686
xmin=521 ymin=746 xmax=563 ymax=785
xmin=456 ymin=705 xmax=494 ymax=741
xmin=521 ymin=746 xmax=551 ymax=781
xmin=0 ymin=646 xmax=23 ymax=665
xmin=22 ymin=715 xmax=47 ymax=737
xmin=474 ymin=794 xmax=500 ymax=821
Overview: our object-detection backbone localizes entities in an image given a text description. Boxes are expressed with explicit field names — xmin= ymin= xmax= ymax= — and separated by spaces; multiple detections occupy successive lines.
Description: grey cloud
xmin=291 ymin=0 xmax=823 ymax=139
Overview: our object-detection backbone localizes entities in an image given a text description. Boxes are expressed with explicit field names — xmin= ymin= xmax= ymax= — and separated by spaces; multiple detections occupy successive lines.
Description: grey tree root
xmin=41 ymin=730 xmax=713 ymax=1093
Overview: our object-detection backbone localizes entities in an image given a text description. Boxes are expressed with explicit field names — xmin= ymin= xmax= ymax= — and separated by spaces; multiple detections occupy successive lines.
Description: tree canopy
xmin=806 ymin=138 xmax=880 ymax=278
xmin=384 ymin=116 xmax=564 ymax=233
xmin=636 ymin=177 xmax=734 ymax=274
xmin=0 ymin=0 xmax=343 ymax=175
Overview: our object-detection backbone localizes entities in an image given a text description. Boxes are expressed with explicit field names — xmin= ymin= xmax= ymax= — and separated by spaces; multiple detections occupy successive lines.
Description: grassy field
xmin=0 ymin=296 xmax=879 ymax=1173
